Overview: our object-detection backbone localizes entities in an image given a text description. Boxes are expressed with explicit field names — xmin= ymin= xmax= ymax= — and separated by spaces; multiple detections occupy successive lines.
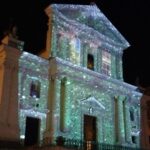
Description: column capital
xmin=118 ymin=95 xmax=127 ymax=102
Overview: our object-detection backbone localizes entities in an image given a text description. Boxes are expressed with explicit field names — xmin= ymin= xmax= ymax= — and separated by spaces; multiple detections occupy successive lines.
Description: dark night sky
xmin=0 ymin=0 xmax=150 ymax=87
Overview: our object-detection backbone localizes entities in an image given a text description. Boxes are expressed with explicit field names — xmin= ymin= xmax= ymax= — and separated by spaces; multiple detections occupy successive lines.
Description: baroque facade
xmin=0 ymin=3 xmax=142 ymax=148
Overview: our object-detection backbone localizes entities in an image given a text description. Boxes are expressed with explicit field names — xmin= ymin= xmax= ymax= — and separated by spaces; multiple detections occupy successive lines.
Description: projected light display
xmin=49 ymin=4 xmax=130 ymax=80
xmin=18 ymin=4 xmax=142 ymax=148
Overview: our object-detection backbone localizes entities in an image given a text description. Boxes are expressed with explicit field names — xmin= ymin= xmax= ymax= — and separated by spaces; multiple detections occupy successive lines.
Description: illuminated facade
xmin=0 ymin=4 xmax=142 ymax=148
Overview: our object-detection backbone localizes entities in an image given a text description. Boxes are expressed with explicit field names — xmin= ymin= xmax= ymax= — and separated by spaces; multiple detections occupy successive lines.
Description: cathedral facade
xmin=0 ymin=4 xmax=142 ymax=148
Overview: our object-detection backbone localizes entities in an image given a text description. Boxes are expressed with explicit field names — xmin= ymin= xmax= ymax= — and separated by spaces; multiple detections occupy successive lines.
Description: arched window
xmin=87 ymin=54 xmax=94 ymax=70
xmin=30 ymin=80 xmax=41 ymax=98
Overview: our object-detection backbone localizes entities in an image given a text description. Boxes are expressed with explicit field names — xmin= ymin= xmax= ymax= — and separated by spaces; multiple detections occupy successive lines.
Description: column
xmin=60 ymin=77 xmax=67 ymax=132
xmin=117 ymin=96 xmax=126 ymax=144
xmin=59 ymin=77 xmax=71 ymax=132
xmin=123 ymin=98 xmax=131 ymax=144
xmin=114 ymin=96 xmax=119 ymax=143
xmin=44 ymin=77 xmax=56 ymax=144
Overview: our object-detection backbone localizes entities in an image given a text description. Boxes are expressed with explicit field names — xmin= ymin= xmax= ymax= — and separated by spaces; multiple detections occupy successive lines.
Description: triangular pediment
xmin=50 ymin=4 xmax=130 ymax=51
xmin=81 ymin=96 xmax=105 ymax=110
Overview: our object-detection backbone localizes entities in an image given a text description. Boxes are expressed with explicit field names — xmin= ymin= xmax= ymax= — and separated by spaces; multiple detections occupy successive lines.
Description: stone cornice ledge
xmin=55 ymin=57 xmax=142 ymax=97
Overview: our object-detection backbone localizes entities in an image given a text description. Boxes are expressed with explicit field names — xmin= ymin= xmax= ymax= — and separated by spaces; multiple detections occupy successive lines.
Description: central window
xmin=102 ymin=50 xmax=111 ymax=75
xmin=87 ymin=54 xmax=94 ymax=70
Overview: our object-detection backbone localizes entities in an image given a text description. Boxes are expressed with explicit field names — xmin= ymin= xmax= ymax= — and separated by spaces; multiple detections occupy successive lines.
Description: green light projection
xmin=18 ymin=52 xmax=141 ymax=147
xmin=53 ymin=58 xmax=141 ymax=147
xmin=49 ymin=4 xmax=130 ymax=80
xmin=17 ymin=4 xmax=142 ymax=149
xmin=18 ymin=52 xmax=49 ymax=141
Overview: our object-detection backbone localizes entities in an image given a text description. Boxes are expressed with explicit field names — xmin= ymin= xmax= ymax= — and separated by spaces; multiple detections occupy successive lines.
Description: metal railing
xmin=0 ymin=139 xmax=148 ymax=150
xmin=55 ymin=138 xmax=148 ymax=150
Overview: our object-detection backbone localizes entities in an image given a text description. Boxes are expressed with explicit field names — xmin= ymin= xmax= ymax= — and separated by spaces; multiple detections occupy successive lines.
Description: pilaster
xmin=44 ymin=58 xmax=57 ymax=144
xmin=60 ymin=77 xmax=67 ymax=132
xmin=116 ymin=95 xmax=126 ymax=144
xmin=44 ymin=77 xmax=56 ymax=144
xmin=59 ymin=77 xmax=71 ymax=132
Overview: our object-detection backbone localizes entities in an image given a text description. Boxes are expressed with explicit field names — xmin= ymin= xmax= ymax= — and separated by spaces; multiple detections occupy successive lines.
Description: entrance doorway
xmin=24 ymin=117 xmax=40 ymax=146
xmin=84 ymin=115 xmax=97 ymax=150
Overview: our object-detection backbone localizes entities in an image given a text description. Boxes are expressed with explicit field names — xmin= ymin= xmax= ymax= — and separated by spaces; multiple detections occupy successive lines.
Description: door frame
xmin=24 ymin=116 xmax=40 ymax=146
xmin=83 ymin=114 xmax=97 ymax=141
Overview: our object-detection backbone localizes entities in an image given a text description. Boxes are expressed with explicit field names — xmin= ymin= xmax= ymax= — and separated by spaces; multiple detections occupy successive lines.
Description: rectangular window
xmin=30 ymin=80 xmax=41 ymax=98
xmin=130 ymin=109 xmax=134 ymax=121
xmin=102 ymin=50 xmax=111 ymax=75
xmin=87 ymin=54 xmax=94 ymax=70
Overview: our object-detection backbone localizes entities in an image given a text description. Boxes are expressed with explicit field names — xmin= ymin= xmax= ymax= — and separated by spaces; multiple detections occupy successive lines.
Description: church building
xmin=0 ymin=3 xmax=142 ymax=149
